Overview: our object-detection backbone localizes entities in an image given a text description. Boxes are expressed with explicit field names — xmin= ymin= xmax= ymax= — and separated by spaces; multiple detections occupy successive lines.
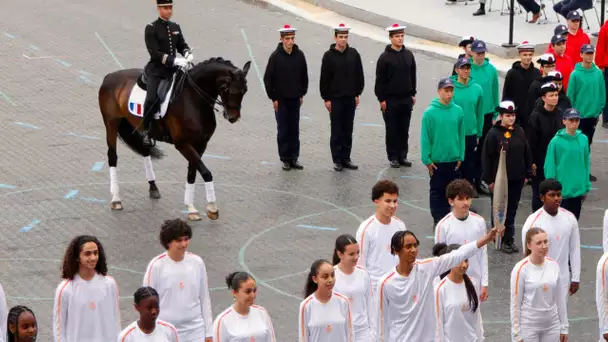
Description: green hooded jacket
xmin=544 ymin=128 xmax=591 ymax=198
xmin=420 ymin=98 xmax=465 ymax=165
xmin=450 ymin=75 xmax=484 ymax=137
xmin=566 ymin=62 xmax=606 ymax=119
xmin=469 ymin=58 xmax=500 ymax=125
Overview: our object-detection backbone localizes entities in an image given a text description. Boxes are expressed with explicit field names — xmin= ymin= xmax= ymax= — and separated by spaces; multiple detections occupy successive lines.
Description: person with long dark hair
xmin=333 ymin=235 xmax=375 ymax=341
xmin=376 ymin=228 xmax=499 ymax=341
xmin=144 ymin=219 xmax=213 ymax=342
xmin=118 ymin=287 xmax=179 ymax=341
xmin=6 ymin=306 xmax=37 ymax=342
xmin=299 ymin=259 xmax=353 ymax=342
xmin=213 ymin=271 xmax=275 ymax=341
xmin=52 ymin=235 xmax=120 ymax=342
xmin=433 ymin=243 xmax=483 ymax=341
xmin=511 ymin=228 xmax=568 ymax=342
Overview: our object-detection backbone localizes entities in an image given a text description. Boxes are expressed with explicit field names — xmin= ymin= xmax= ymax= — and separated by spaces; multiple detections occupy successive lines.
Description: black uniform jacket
xmin=263 ymin=43 xmax=309 ymax=101
xmin=482 ymin=122 xmax=533 ymax=184
xmin=319 ymin=44 xmax=364 ymax=100
xmin=145 ymin=18 xmax=190 ymax=78
xmin=503 ymin=61 xmax=541 ymax=122
xmin=527 ymin=101 xmax=565 ymax=170
xmin=374 ymin=45 xmax=417 ymax=102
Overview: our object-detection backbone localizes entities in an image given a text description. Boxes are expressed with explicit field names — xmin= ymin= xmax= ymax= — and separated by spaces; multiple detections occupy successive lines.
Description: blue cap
xmin=580 ymin=44 xmax=595 ymax=53
xmin=562 ymin=108 xmax=581 ymax=119
xmin=438 ymin=77 xmax=454 ymax=89
xmin=551 ymin=34 xmax=567 ymax=45
xmin=455 ymin=57 xmax=471 ymax=68
xmin=554 ymin=24 xmax=568 ymax=35
xmin=471 ymin=40 xmax=487 ymax=53
xmin=567 ymin=9 xmax=582 ymax=20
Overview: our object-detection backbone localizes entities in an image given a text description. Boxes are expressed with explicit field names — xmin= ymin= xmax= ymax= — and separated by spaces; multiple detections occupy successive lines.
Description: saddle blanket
xmin=127 ymin=76 xmax=176 ymax=119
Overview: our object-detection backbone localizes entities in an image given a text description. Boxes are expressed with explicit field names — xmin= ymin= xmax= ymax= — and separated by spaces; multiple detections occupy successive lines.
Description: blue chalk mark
xmin=91 ymin=162 xmax=105 ymax=172
xmin=0 ymin=184 xmax=16 ymax=189
xmin=20 ymin=220 xmax=41 ymax=233
xmin=296 ymin=224 xmax=338 ymax=231
xmin=359 ymin=123 xmax=384 ymax=127
xmin=0 ymin=91 xmax=17 ymax=106
xmin=581 ymin=245 xmax=603 ymax=250
xmin=3 ymin=33 xmax=15 ymax=39
xmin=425 ymin=235 xmax=434 ymax=239
xmin=239 ymin=28 xmax=264 ymax=89
xmin=79 ymin=70 xmax=93 ymax=76
xmin=64 ymin=190 xmax=79 ymax=199
xmin=79 ymin=75 xmax=92 ymax=84
xmin=401 ymin=175 xmax=429 ymax=180
xmin=592 ymin=187 xmax=599 ymax=191
xmin=301 ymin=116 xmax=312 ymax=120
xmin=80 ymin=197 xmax=106 ymax=204
xmin=261 ymin=161 xmax=277 ymax=165
xmin=55 ymin=59 xmax=72 ymax=68
xmin=597 ymin=140 xmax=608 ymax=143
xmin=29 ymin=44 xmax=39 ymax=51
xmin=95 ymin=32 xmax=124 ymax=69
xmin=203 ymin=154 xmax=231 ymax=160
xmin=14 ymin=122 xmax=40 ymax=129
xmin=66 ymin=132 xmax=100 ymax=140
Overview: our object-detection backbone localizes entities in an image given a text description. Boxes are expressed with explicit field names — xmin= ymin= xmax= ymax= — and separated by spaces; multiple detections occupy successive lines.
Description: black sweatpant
xmin=462 ymin=135 xmax=478 ymax=188
xmin=579 ymin=117 xmax=599 ymax=146
xmin=531 ymin=166 xmax=545 ymax=212
xmin=382 ymin=97 xmax=413 ymax=161
xmin=561 ymin=196 xmax=584 ymax=220
xmin=275 ymin=98 xmax=301 ymax=162
xmin=329 ymin=97 xmax=356 ymax=163
xmin=490 ymin=179 xmax=525 ymax=244
xmin=475 ymin=114 xmax=494 ymax=184
xmin=430 ymin=162 xmax=460 ymax=225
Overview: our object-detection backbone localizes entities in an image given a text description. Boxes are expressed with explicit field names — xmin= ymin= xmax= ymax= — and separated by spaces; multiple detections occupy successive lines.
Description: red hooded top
xmin=545 ymin=28 xmax=590 ymax=64
xmin=595 ymin=20 xmax=608 ymax=68
xmin=553 ymin=53 xmax=574 ymax=92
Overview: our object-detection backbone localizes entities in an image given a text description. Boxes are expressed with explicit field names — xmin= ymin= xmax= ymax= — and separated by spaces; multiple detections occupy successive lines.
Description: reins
xmin=174 ymin=63 xmax=226 ymax=114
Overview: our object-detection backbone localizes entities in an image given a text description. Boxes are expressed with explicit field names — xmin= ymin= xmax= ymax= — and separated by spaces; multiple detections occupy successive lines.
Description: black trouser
xmin=329 ymin=97 xmax=356 ymax=163
xmin=604 ymin=69 xmax=608 ymax=124
xmin=561 ymin=196 xmax=583 ymax=220
xmin=490 ymin=179 xmax=525 ymax=244
xmin=531 ymin=165 xmax=545 ymax=212
xmin=143 ymin=75 xmax=162 ymax=130
xmin=275 ymin=98 xmax=301 ymax=162
xmin=462 ymin=135 xmax=478 ymax=188
xmin=475 ymin=114 xmax=494 ymax=184
xmin=517 ymin=0 xmax=541 ymax=13
xmin=554 ymin=0 xmax=593 ymax=17
xmin=580 ymin=117 xmax=599 ymax=146
xmin=382 ymin=97 xmax=413 ymax=161
xmin=430 ymin=162 xmax=461 ymax=224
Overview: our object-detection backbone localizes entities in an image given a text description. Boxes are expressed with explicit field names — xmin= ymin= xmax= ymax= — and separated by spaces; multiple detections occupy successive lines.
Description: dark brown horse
xmin=98 ymin=57 xmax=250 ymax=220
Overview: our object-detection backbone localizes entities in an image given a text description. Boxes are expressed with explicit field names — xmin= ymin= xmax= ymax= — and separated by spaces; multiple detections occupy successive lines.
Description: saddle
xmin=137 ymin=72 xmax=174 ymax=104
xmin=127 ymin=71 xmax=177 ymax=119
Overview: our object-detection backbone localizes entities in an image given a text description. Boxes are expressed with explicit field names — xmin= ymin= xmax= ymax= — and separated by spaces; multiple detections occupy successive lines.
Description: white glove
xmin=174 ymin=57 xmax=188 ymax=68
xmin=186 ymin=53 xmax=194 ymax=62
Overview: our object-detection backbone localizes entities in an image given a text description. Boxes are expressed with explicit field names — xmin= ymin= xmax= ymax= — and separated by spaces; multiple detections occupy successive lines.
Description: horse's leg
xmin=184 ymin=161 xmax=201 ymax=221
xmin=143 ymin=153 xmax=161 ymax=199
xmin=105 ymin=119 xmax=122 ymax=210
xmin=176 ymin=142 xmax=219 ymax=220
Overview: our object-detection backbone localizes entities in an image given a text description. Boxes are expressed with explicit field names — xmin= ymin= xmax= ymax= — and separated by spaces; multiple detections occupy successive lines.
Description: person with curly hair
xmin=143 ymin=219 xmax=213 ymax=342
xmin=52 ymin=235 xmax=120 ymax=342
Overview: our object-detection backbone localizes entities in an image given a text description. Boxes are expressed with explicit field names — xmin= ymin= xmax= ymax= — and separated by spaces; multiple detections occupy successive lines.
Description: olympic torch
xmin=492 ymin=148 xmax=508 ymax=249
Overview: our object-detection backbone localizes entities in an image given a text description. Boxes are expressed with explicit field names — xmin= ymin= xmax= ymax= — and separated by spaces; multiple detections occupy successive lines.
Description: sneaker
xmin=590 ymin=174 xmax=597 ymax=182
xmin=342 ymin=161 xmax=358 ymax=170
xmin=509 ymin=242 xmax=519 ymax=253
xmin=333 ymin=162 xmax=343 ymax=172
xmin=281 ymin=161 xmax=291 ymax=171
xmin=473 ymin=7 xmax=485 ymax=15
xmin=290 ymin=160 xmax=304 ymax=170
xmin=390 ymin=159 xmax=400 ymax=168
xmin=399 ymin=158 xmax=413 ymax=167
xmin=501 ymin=243 xmax=515 ymax=254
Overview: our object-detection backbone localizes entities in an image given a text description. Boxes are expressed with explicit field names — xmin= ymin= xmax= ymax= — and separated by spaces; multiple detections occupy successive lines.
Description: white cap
xmin=516 ymin=40 xmax=535 ymax=51
xmin=278 ymin=24 xmax=297 ymax=34
xmin=386 ymin=23 xmax=406 ymax=32
xmin=334 ymin=23 xmax=351 ymax=32
xmin=497 ymin=100 xmax=516 ymax=113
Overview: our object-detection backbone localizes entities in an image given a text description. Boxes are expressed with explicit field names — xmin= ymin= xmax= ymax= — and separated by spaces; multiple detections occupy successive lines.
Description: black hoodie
xmin=319 ymin=44 xmax=365 ymax=100
xmin=527 ymin=101 xmax=564 ymax=170
xmin=503 ymin=61 xmax=541 ymax=128
xmin=524 ymin=77 xmax=545 ymax=119
xmin=263 ymin=43 xmax=309 ymax=100
xmin=374 ymin=44 xmax=417 ymax=102
xmin=482 ymin=122 xmax=533 ymax=183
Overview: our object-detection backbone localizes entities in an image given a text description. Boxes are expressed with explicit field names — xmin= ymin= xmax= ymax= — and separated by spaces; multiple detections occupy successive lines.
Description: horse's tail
xmin=117 ymin=119 xmax=164 ymax=159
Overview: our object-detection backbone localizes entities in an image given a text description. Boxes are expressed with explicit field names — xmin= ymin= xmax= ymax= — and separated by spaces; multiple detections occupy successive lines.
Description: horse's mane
xmin=190 ymin=57 xmax=238 ymax=73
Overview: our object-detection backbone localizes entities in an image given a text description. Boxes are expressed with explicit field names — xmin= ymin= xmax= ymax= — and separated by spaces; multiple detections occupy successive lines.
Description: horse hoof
xmin=149 ymin=190 xmax=161 ymax=199
xmin=110 ymin=201 xmax=123 ymax=210
xmin=207 ymin=210 xmax=219 ymax=220
xmin=188 ymin=212 xmax=202 ymax=221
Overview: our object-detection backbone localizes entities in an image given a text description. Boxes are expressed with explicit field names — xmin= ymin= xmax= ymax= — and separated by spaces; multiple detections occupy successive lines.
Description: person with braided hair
xmin=53 ymin=235 xmax=120 ymax=342
xmin=6 ymin=306 xmax=36 ymax=342
xmin=213 ymin=271 xmax=276 ymax=341
xmin=118 ymin=287 xmax=179 ymax=341
xmin=433 ymin=243 xmax=484 ymax=341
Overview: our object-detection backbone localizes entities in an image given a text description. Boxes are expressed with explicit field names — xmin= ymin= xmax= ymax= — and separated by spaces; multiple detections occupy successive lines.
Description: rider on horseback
xmin=142 ymin=0 xmax=193 ymax=146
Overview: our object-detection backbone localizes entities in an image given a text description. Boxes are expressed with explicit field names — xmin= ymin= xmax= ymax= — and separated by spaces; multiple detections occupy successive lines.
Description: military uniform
xmin=142 ymin=0 xmax=192 ymax=144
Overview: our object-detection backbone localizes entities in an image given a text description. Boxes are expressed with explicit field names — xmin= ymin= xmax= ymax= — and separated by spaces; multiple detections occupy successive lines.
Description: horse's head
xmin=216 ymin=61 xmax=251 ymax=123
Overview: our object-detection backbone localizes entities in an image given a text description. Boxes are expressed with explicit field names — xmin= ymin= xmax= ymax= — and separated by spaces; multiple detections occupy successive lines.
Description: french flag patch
xmin=129 ymin=102 xmax=142 ymax=115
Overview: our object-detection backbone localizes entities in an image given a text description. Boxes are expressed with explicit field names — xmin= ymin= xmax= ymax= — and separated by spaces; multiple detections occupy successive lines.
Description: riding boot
xmin=142 ymin=114 xmax=154 ymax=147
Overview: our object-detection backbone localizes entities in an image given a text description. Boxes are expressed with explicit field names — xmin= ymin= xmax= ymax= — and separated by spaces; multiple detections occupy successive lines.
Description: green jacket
xmin=450 ymin=75 xmax=484 ymax=137
xmin=469 ymin=58 xmax=500 ymax=123
xmin=420 ymin=98 xmax=465 ymax=165
xmin=544 ymin=128 xmax=591 ymax=198
xmin=566 ymin=62 xmax=606 ymax=119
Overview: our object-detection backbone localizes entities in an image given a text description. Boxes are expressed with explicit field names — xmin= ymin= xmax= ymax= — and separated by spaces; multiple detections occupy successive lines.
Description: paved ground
xmin=0 ymin=0 xmax=607 ymax=340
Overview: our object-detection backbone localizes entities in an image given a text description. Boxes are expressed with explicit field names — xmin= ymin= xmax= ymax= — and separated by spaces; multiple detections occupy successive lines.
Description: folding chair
xmin=582 ymin=4 xmax=601 ymax=30
xmin=488 ymin=0 xmax=523 ymax=15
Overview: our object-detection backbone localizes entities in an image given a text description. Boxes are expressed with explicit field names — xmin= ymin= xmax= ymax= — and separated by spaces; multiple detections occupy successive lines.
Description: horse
xmin=98 ymin=57 xmax=251 ymax=221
